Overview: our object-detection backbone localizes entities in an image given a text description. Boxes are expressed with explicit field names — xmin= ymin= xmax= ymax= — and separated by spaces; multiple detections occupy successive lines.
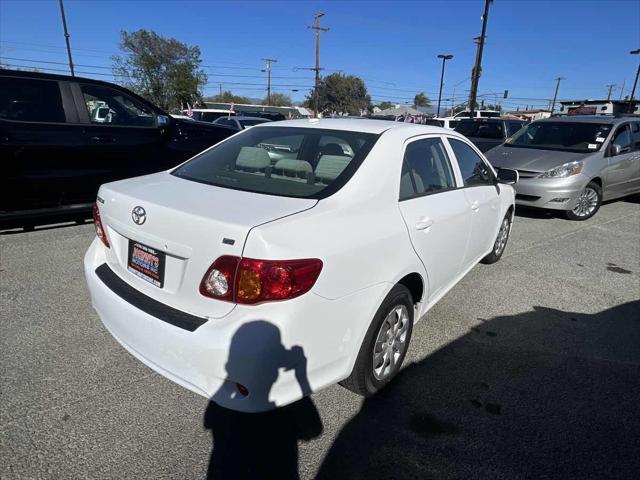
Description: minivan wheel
xmin=481 ymin=211 xmax=512 ymax=264
xmin=565 ymin=181 xmax=601 ymax=221
xmin=341 ymin=284 xmax=413 ymax=396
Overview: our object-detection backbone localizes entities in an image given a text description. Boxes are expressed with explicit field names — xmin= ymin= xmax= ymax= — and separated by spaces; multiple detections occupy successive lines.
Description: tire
xmin=481 ymin=210 xmax=512 ymax=264
xmin=341 ymin=284 xmax=414 ymax=396
xmin=565 ymin=181 xmax=602 ymax=221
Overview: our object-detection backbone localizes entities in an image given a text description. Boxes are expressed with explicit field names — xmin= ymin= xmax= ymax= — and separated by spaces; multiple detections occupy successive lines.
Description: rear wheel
xmin=565 ymin=181 xmax=601 ymax=221
xmin=341 ymin=285 xmax=413 ymax=396
xmin=481 ymin=211 xmax=512 ymax=264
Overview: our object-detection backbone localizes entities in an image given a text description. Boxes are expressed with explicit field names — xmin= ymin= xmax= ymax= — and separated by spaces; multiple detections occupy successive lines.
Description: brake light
xmin=200 ymin=256 xmax=322 ymax=304
xmin=92 ymin=203 xmax=110 ymax=248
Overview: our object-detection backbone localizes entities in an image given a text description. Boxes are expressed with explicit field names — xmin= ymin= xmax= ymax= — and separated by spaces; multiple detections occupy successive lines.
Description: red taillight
xmin=200 ymin=256 xmax=322 ymax=305
xmin=92 ymin=203 xmax=110 ymax=248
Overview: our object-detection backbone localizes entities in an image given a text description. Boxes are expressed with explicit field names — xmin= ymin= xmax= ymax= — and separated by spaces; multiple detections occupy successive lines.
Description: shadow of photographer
xmin=204 ymin=321 xmax=322 ymax=479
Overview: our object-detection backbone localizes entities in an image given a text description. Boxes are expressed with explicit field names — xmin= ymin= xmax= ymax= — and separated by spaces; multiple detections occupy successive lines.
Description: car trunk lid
xmin=97 ymin=171 xmax=317 ymax=318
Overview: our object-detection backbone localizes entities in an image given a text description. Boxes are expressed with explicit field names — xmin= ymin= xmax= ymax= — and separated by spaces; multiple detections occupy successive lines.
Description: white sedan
xmin=84 ymin=119 xmax=517 ymax=412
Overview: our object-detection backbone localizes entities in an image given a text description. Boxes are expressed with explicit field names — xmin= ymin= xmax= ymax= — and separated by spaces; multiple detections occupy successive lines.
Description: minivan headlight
xmin=539 ymin=161 xmax=583 ymax=179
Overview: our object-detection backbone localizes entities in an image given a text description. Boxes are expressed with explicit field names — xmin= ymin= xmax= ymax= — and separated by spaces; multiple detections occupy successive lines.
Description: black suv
xmin=0 ymin=69 xmax=235 ymax=222
xmin=454 ymin=117 xmax=525 ymax=152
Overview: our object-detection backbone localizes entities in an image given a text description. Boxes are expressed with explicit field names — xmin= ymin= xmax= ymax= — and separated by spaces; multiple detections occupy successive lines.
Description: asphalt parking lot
xmin=1 ymin=198 xmax=639 ymax=480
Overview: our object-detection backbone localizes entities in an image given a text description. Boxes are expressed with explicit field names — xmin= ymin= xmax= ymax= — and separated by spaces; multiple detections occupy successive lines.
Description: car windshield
xmin=455 ymin=120 xmax=504 ymax=139
xmin=172 ymin=126 xmax=379 ymax=199
xmin=504 ymin=121 xmax=613 ymax=153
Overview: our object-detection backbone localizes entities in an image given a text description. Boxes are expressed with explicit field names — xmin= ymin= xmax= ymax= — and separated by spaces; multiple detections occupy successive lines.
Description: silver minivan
xmin=486 ymin=116 xmax=640 ymax=220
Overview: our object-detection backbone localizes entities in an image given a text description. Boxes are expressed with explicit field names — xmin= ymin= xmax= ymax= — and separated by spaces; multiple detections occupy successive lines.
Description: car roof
xmin=251 ymin=118 xmax=458 ymax=135
xmin=538 ymin=115 xmax=636 ymax=125
xmin=454 ymin=117 xmax=520 ymax=123
xmin=188 ymin=109 xmax=232 ymax=113
xmin=234 ymin=116 xmax=271 ymax=121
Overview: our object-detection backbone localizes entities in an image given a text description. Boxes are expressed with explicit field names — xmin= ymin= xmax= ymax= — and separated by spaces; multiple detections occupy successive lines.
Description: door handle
xmin=470 ymin=201 xmax=480 ymax=212
xmin=415 ymin=218 xmax=434 ymax=230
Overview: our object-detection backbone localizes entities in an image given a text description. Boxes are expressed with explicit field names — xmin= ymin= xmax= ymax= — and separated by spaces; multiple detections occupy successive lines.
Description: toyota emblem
xmin=131 ymin=206 xmax=146 ymax=225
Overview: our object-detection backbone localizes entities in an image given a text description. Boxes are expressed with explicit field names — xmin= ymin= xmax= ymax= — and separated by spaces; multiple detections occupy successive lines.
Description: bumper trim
xmin=95 ymin=263 xmax=208 ymax=332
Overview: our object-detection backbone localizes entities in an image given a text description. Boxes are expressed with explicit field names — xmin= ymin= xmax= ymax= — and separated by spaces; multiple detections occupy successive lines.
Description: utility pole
xmin=629 ymin=49 xmax=640 ymax=113
xmin=550 ymin=76 xmax=565 ymax=114
xmin=468 ymin=0 xmax=492 ymax=118
xmin=606 ymin=84 xmax=616 ymax=101
xmin=262 ymin=58 xmax=277 ymax=105
xmin=219 ymin=83 xmax=223 ymax=97
xmin=436 ymin=54 xmax=454 ymax=117
xmin=58 ymin=0 xmax=74 ymax=76
xmin=308 ymin=12 xmax=329 ymax=117
xmin=619 ymin=79 xmax=625 ymax=100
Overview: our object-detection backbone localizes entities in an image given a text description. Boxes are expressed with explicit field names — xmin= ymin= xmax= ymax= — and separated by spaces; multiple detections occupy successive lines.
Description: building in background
xmin=505 ymin=109 xmax=552 ymax=121
xmin=558 ymin=100 xmax=639 ymax=116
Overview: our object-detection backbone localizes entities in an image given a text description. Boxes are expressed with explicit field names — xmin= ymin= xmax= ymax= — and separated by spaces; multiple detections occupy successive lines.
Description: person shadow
xmin=203 ymin=321 xmax=323 ymax=479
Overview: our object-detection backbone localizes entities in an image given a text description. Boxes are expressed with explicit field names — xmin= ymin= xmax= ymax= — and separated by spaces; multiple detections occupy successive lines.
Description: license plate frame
xmin=127 ymin=240 xmax=166 ymax=288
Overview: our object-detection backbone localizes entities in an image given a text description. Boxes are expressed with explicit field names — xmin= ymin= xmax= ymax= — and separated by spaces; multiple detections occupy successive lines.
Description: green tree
xmin=376 ymin=101 xmax=394 ymax=110
xmin=262 ymin=92 xmax=291 ymax=106
xmin=305 ymin=73 xmax=372 ymax=115
xmin=112 ymin=29 xmax=207 ymax=111
xmin=205 ymin=91 xmax=252 ymax=104
xmin=413 ymin=92 xmax=431 ymax=108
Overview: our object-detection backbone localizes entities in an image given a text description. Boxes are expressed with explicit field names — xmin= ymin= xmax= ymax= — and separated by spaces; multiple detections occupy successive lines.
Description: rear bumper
xmin=84 ymin=239 xmax=389 ymax=412
xmin=514 ymin=174 xmax=588 ymax=211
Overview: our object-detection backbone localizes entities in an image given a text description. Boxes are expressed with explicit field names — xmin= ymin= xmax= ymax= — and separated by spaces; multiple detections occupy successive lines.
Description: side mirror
xmin=497 ymin=168 xmax=519 ymax=185
xmin=610 ymin=143 xmax=631 ymax=156
xmin=157 ymin=115 xmax=171 ymax=127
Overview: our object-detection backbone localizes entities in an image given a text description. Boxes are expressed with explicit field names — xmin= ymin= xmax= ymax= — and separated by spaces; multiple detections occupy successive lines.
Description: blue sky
xmin=1 ymin=0 xmax=639 ymax=110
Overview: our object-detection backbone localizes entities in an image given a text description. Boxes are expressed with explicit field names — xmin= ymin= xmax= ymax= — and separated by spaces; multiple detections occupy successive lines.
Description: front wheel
xmin=341 ymin=285 xmax=414 ymax=396
xmin=481 ymin=211 xmax=512 ymax=264
xmin=565 ymin=181 xmax=602 ymax=221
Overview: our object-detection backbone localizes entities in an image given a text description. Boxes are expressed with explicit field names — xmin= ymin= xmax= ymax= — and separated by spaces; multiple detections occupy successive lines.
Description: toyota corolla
xmin=84 ymin=119 xmax=517 ymax=412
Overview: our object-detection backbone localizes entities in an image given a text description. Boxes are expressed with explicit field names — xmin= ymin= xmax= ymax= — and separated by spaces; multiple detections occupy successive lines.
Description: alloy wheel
xmin=494 ymin=217 xmax=511 ymax=256
xmin=372 ymin=305 xmax=410 ymax=380
xmin=572 ymin=187 xmax=599 ymax=218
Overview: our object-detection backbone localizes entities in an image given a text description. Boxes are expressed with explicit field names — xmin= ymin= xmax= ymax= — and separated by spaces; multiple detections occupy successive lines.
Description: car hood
xmin=485 ymin=145 xmax=591 ymax=172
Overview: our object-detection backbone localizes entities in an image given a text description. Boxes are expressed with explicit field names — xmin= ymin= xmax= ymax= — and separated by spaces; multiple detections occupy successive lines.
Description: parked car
xmin=213 ymin=115 xmax=272 ymax=130
xmin=180 ymin=108 xmax=235 ymax=122
xmin=429 ymin=118 xmax=461 ymax=129
xmin=84 ymin=119 xmax=517 ymax=412
xmin=0 ymin=69 xmax=236 ymax=223
xmin=453 ymin=109 xmax=501 ymax=119
xmin=485 ymin=115 xmax=640 ymax=220
xmin=455 ymin=118 xmax=526 ymax=152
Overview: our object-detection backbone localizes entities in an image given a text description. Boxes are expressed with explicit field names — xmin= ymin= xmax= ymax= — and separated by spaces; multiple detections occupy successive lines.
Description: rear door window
xmin=400 ymin=137 xmax=456 ymax=200
xmin=0 ymin=76 xmax=65 ymax=123
xmin=172 ymin=126 xmax=378 ymax=199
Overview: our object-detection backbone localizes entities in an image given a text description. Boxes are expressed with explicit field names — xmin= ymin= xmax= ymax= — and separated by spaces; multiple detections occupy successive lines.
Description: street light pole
xmin=550 ymin=76 xmax=565 ymax=114
xmin=436 ymin=54 xmax=453 ymax=117
xmin=58 ymin=0 xmax=74 ymax=76
xmin=628 ymin=49 xmax=640 ymax=113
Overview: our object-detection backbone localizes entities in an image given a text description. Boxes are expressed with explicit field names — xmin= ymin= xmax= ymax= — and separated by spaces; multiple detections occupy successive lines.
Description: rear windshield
xmin=455 ymin=120 xmax=504 ymax=139
xmin=505 ymin=121 xmax=613 ymax=153
xmin=172 ymin=126 xmax=379 ymax=199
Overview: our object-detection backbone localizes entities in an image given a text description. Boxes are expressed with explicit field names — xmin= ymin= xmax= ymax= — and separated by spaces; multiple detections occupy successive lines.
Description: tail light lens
xmin=92 ymin=203 xmax=110 ymax=248
xmin=200 ymin=256 xmax=322 ymax=305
